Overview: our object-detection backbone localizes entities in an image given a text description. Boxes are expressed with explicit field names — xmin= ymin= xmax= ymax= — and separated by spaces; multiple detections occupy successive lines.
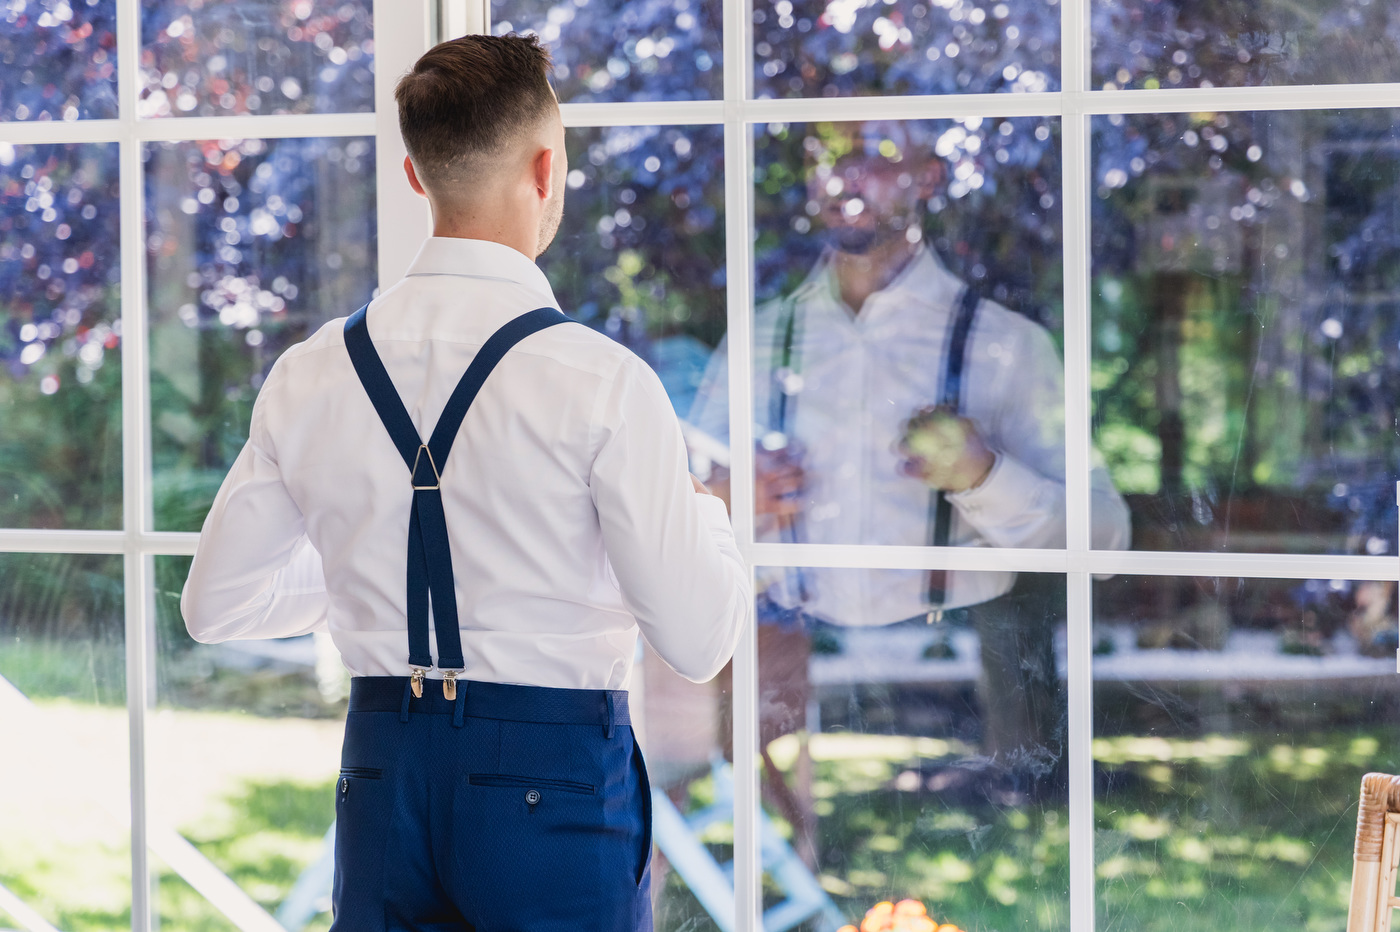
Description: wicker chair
xmin=1349 ymin=773 xmax=1400 ymax=932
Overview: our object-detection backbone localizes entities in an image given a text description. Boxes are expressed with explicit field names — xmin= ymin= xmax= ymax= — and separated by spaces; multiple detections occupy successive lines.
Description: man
xmin=690 ymin=121 xmax=1130 ymax=810
xmin=181 ymin=35 xmax=750 ymax=931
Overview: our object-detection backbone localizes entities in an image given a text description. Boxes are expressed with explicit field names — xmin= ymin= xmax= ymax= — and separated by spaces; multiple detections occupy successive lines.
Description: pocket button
xmin=524 ymin=789 xmax=541 ymax=806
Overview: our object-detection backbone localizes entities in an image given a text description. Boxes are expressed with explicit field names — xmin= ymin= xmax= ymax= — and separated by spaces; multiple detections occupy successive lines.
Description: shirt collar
xmin=404 ymin=237 xmax=561 ymax=309
xmin=800 ymin=244 xmax=966 ymax=319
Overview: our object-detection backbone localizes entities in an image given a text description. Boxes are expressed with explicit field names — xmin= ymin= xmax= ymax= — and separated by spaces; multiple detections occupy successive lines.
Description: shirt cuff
xmin=946 ymin=451 xmax=1044 ymax=527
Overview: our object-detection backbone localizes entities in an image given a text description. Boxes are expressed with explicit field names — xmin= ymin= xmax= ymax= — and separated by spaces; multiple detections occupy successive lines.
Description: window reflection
xmin=1092 ymin=0 xmax=1400 ymax=90
xmin=0 ymin=553 xmax=130 ymax=929
xmin=1093 ymin=109 xmax=1400 ymax=554
xmin=1094 ymin=574 xmax=1400 ymax=930
xmin=145 ymin=136 xmax=376 ymax=532
xmin=139 ymin=0 xmax=374 ymax=118
xmin=692 ymin=120 xmax=1125 ymax=586
xmin=0 ymin=142 xmax=123 ymax=530
xmin=0 ymin=0 xmax=118 ymax=121
xmin=752 ymin=569 xmax=1068 ymax=927
xmin=492 ymin=0 xmax=722 ymax=103
xmin=753 ymin=0 xmax=1060 ymax=99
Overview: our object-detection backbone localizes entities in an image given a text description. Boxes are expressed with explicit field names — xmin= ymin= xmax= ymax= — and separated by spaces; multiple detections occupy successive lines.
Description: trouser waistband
xmin=348 ymin=675 xmax=631 ymax=727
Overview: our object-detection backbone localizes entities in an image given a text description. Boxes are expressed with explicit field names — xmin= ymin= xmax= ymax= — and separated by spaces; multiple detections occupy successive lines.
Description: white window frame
xmin=2 ymin=0 xmax=1400 ymax=929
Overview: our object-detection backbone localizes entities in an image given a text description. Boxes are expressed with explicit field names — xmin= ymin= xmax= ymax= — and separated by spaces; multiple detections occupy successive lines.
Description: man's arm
xmin=945 ymin=322 xmax=1132 ymax=552
xmin=592 ymin=355 xmax=751 ymax=683
xmin=181 ymin=367 xmax=329 ymax=643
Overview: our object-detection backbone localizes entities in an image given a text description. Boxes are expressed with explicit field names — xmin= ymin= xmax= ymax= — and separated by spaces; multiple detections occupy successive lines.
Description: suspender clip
xmin=926 ymin=609 xmax=944 ymax=625
xmin=442 ymin=670 xmax=460 ymax=701
xmin=410 ymin=667 xmax=426 ymax=699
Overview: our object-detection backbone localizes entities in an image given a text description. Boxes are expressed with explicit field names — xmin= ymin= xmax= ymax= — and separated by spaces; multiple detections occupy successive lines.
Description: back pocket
xmin=468 ymin=773 xmax=596 ymax=795
xmin=331 ymin=769 xmax=391 ymax=930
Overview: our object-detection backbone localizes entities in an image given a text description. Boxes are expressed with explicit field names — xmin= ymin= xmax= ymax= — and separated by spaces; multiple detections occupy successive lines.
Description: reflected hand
xmin=898 ymin=405 xmax=996 ymax=493
xmin=756 ymin=445 xmax=806 ymax=517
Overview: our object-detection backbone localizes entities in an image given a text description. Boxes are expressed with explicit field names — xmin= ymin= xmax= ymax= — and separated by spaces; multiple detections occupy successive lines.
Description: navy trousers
xmin=330 ymin=677 xmax=654 ymax=932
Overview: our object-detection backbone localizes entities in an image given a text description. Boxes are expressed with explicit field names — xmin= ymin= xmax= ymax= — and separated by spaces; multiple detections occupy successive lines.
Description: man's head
xmin=396 ymin=35 xmax=566 ymax=257
xmin=806 ymin=121 xmax=943 ymax=256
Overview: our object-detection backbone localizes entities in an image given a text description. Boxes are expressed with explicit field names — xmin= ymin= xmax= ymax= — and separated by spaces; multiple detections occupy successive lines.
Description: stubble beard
xmin=536 ymin=184 xmax=565 ymax=257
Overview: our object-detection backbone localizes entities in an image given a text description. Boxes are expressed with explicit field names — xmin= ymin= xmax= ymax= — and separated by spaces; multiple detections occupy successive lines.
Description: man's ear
xmin=532 ymin=145 xmax=556 ymax=201
xmin=404 ymin=155 xmax=427 ymax=197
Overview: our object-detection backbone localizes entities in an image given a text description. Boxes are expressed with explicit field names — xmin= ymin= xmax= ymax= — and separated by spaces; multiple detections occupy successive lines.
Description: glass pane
xmin=542 ymin=124 xmax=725 ymax=428
xmin=139 ymin=0 xmax=374 ymax=118
xmin=150 ymin=556 xmax=343 ymax=931
xmin=755 ymin=569 xmax=1067 ymax=926
xmin=1092 ymin=0 xmax=1400 ymax=90
xmin=724 ymin=119 xmax=1095 ymax=563
xmin=146 ymin=136 xmax=377 ymax=532
xmin=1094 ymin=574 xmax=1399 ymax=930
xmin=0 ymin=0 xmax=118 ymax=121
xmin=636 ymin=643 xmax=734 ymax=930
xmin=1093 ymin=109 xmax=1400 ymax=554
xmin=754 ymin=0 xmax=1060 ymax=99
xmin=0 ymin=553 xmax=129 ymax=930
xmin=491 ymin=0 xmax=722 ymax=103
xmin=0 ymin=142 xmax=123 ymax=530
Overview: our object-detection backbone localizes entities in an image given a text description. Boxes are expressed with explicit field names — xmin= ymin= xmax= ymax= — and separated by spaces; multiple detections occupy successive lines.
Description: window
xmin=5 ymin=0 xmax=1400 ymax=929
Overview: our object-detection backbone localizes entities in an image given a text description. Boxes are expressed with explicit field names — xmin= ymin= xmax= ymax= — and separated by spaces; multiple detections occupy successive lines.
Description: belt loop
xmin=604 ymin=692 xmax=614 ymax=739
xmin=399 ymin=678 xmax=413 ymax=724
xmin=452 ymin=680 xmax=467 ymax=728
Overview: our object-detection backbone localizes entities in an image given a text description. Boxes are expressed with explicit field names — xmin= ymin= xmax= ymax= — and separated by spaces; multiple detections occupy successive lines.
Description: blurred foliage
xmin=1092 ymin=0 xmax=1400 ymax=90
xmin=138 ymin=0 xmax=373 ymax=118
xmin=0 ymin=0 xmax=119 ymax=121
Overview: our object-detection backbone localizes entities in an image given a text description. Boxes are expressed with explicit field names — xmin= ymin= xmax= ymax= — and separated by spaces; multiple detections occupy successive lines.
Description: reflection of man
xmin=690 ymin=121 xmax=1131 ymax=794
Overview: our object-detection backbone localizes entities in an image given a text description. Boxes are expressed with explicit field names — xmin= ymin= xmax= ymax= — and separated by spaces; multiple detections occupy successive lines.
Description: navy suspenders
xmin=926 ymin=284 xmax=981 ymax=615
xmin=343 ymin=304 xmax=572 ymax=700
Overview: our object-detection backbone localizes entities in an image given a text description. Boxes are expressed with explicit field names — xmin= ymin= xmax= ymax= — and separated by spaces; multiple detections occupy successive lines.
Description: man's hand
xmin=898 ymin=405 xmax=996 ymax=493
xmin=692 ymin=444 xmax=806 ymax=517
xmin=755 ymin=445 xmax=805 ymax=517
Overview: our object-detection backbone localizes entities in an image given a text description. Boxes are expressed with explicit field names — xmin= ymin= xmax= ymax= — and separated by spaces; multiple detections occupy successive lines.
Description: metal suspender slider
xmin=410 ymin=444 xmax=442 ymax=491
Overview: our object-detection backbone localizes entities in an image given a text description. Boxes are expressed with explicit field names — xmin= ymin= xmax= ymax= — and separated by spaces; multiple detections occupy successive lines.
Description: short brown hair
xmin=395 ymin=35 xmax=556 ymax=187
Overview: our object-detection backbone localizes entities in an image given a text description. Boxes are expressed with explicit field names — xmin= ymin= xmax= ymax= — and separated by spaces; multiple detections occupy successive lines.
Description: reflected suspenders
xmin=926 ymin=285 xmax=982 ymax=620
xmin=774 ymin=284 xmax=980 ymax=618
xmin=343 ymin=305 xmax=572 ymax=700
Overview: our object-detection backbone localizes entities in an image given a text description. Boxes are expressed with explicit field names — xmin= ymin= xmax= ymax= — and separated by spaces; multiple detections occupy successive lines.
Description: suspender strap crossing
xmin=926 ymin=285 xmax=981 ymax=613
xmin=343 ymin=304 xmax=572 ymax=697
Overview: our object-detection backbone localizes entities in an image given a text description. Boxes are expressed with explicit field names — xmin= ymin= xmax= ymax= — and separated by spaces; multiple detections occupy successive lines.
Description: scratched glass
xmin=0 ymin=553 xmax=129 ymax=931
xmin=753 ymin=569 xmax=1068 ymax=928
xmin=138 ymin=0 xmax=374 ymax=118
xmin=1092 ymin=109 xmax=1400 ymax=554
xmin=0 ymin=142 xmax=123 ymax=530
xmin=1094 ymin=573 xmax=1400 ymax=931
xmin=145 ymin=135 xmax=377 ymax=532
xmin=1093 ymin=0 xmax=1400 ymax=90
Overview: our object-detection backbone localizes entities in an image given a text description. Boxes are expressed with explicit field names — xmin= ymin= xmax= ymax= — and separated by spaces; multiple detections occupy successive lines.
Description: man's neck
xmin=830 ymin=237 xmax=920 ymax=317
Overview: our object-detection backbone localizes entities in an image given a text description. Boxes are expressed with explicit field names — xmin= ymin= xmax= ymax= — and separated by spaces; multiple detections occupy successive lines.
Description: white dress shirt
xmin=689 ymin=246 xmax=1130 ymax=625
xmin=182 ymin=237 xmax=750 ymax=689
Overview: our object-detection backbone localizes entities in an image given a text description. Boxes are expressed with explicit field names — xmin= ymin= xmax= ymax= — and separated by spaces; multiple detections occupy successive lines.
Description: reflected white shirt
xmin=182 ymin=237 xmax=750 ymax=688
xmin=689 ymin=246 xmax=1130 ymax=624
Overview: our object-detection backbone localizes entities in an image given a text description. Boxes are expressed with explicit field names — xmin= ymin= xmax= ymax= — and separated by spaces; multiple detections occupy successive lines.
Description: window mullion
xmin=116 ymin=0 xmax=152 ymax=925
xmin=1061 ymin=0 xmax=1095 ymax=926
